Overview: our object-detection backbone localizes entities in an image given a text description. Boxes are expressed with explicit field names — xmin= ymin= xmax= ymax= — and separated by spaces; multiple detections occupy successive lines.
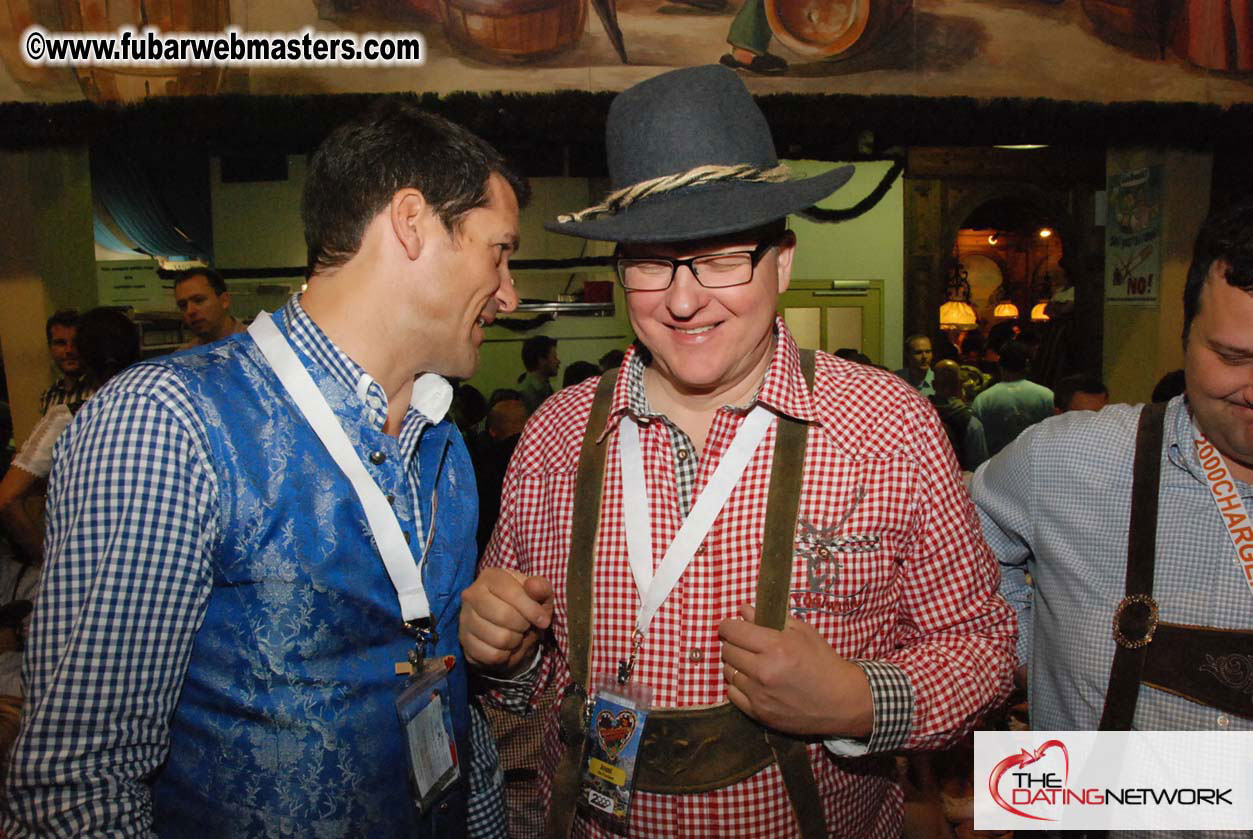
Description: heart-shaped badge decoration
xmin=595 ymin=709 xmax=638 ymax=763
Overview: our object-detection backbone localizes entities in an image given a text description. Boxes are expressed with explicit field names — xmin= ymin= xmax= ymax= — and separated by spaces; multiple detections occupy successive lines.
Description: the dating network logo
xmin=988 ymin=739 xmax=1071 ymax=821
xmin=975 ymin=731 xmax=1247 ymax=832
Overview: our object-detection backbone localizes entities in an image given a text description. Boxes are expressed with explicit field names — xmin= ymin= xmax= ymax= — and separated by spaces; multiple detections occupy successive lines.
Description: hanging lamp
xmin=939 ymin=250 xmax=977 ymax=331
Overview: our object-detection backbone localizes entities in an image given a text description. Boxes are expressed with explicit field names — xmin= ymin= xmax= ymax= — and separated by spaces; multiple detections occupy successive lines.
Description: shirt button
xmin=1217 ymin=714 xmax=1230 ymax=728
xmin=695 ymin=544 xmax=706 ymax=555
xmin=369 ymin=451 xmax=386 ymax=465
xmin=677 ymin=448 xmax=689 ymax=461
xmin=386 ymin=494 xmax=395 ymax=505
xmin=403 ymin=532 xmax=411 ymax=544
xmin=688 ymin=647 xmax=703 ymax=663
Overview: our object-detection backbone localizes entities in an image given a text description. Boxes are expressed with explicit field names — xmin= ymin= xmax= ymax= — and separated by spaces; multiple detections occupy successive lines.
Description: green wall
xmin=0 ymin=147 xmax=96 ymax=442
xmin=787 ymin=159 xmax=905 ymax=368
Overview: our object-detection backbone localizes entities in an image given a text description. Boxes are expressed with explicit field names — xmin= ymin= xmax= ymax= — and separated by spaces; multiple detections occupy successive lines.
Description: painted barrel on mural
xmin=56 ymin=0 xmax=230 ymax=101
xmin=441 ymin=0 xmax=585 ymax=63
xmin=764 ymin=0 xmax=911 ymax=60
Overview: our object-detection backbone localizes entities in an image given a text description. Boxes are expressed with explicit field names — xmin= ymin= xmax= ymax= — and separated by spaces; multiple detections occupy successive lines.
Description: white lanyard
xmin=249 ymin=311 xmax=431 ymax=621
xmin=618 ymin=404 xmax=775 ymax=639
xmin=1192 ymin=426 xmax=1253 ymax=600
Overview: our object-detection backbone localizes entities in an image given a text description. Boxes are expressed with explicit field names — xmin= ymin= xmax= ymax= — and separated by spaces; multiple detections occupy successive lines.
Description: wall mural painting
xmin=0 ymin=1 xmax=1250 ymax=105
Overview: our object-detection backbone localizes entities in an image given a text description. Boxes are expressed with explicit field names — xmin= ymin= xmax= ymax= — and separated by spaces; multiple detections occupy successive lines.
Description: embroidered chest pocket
xmin=790 ymin=533 xmax=888 ymax=618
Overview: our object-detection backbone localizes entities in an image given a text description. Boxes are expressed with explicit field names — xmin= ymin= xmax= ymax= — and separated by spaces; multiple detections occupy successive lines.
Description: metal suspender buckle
xmin=1112 ymin=593 xmax=1159 ymax=649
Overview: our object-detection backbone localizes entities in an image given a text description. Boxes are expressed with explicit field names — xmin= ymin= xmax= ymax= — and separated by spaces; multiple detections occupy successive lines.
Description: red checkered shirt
xmin=482 ymin=319 xmax=1016 ymax=839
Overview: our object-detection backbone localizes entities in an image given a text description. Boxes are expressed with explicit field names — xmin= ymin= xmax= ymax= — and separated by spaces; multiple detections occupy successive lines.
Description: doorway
xmin=779 ymin=279 xmax=884 ymax=364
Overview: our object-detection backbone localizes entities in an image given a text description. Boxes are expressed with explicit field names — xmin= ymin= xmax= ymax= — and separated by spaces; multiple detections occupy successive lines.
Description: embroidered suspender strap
xmin=1099 ymin=401 xmax=1167 ymax=730
xmin=547 ymin=369 xmax=620 ymax=839
xmin=1139 ymin=623 xmax=1253 ymax=719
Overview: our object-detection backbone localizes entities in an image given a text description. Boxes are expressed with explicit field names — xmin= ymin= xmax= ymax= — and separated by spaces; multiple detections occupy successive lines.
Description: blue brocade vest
xmin=149 ymin=311 xmax=475 ymax=838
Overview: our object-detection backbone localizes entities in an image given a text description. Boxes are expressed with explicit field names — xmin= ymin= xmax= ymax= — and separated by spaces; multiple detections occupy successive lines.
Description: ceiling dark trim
xmin=2 ymin=92 xmax=1250 ymax=175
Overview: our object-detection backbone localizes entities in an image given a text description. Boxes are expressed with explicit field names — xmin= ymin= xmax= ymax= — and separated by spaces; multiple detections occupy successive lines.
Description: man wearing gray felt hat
xmin=461 ymin=65 xmax=1017 ymax=839
xmin=548 ymin=64 xmax=852 ymax=243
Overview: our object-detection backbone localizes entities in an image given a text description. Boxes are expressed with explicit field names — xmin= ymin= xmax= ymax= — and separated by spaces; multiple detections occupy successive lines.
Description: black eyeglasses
xmin=614 ymin=237 xmax=782 ymax=292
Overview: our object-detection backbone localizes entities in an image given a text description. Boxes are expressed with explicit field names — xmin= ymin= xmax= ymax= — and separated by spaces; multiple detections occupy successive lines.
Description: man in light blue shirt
xmin=971 ymin=200 xmax=1253 ymax=838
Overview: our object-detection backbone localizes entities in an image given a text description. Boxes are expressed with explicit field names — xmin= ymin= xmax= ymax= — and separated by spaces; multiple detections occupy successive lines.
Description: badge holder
xmin=577 ymin=673 xmax=654 ymax=832
xmin=395 ymin=655 xmax=460 ymax=815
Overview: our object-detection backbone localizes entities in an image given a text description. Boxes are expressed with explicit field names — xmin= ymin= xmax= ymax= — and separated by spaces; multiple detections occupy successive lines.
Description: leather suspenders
xmin=1100 ymin=402 xmax=1253 ymax=730
xmin=547 ymin=350 xmax=826 ymax=838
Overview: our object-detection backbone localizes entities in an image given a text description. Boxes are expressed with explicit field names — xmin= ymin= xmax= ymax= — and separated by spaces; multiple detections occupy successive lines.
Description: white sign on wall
xmin=1104 ymin=165 xmax=1163 ymax=304
xmin=97 ymin=260 xmax=166 ymax=309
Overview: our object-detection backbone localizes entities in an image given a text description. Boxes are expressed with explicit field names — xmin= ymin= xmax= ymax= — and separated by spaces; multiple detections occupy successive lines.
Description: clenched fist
xmin=460 ymin=567 xmax=554 ymax=676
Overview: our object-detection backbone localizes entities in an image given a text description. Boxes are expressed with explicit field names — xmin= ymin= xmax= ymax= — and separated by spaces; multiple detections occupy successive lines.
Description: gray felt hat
xmin=546 ymin=65 xmax=854 ymax=243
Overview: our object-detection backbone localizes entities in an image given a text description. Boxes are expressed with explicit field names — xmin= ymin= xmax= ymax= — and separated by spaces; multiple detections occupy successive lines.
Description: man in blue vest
xmin=3 ymin=100 xmax=526 ymax=838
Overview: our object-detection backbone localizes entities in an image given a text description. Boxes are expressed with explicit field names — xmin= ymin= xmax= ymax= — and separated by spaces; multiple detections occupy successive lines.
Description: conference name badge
xmin=577 ymin=674 xmax=654 ymax=831
xmin=395 ymin=656 xmax=461 ymax=814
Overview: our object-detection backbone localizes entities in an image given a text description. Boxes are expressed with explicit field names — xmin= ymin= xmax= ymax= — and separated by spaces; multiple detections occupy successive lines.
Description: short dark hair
xmin=1053 ymin=373 xmax=1107 ymax=412
xmin=961 ymin=331 xmax=986 ymax=357
xmin=562 ymin=361 xmax=599 ymax=388
xmin=76 ymin=307 xmax=140 ymax=386
xmin=903 ymin=333 xmax=930 ymax=351
xmin=453 ymin=383 xmax=487 ymax=431
xmin=45 ymin=309 xmax=79 ymax=344
xmin=1182 ymin=200 xmax=1253 ymax=342
xmin=303 ymin=97 xmax=530 ymax=272
xmin=998 ymin=341 xmax=1031 ymax=374
xmin=833 ymin=347 xmax=872 ymax=365
xmin=598 ymin=349 xmax=625 ymax=373
xmin=522 ymin=336 xmax=558 ymax=371
xmin=174 ymin=267 xmax=227 ymax=296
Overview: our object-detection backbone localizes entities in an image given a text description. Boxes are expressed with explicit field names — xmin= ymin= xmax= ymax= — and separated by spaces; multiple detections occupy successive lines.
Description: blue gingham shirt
xmin=3 ymin=296 xmax=505 ymax=838
xmin=971 ymin=395 xmax=1251 ymax=839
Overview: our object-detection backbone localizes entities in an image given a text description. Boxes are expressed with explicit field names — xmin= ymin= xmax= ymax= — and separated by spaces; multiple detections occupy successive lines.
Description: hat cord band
xmin=556 ymin=163 xmax=792 ymax=224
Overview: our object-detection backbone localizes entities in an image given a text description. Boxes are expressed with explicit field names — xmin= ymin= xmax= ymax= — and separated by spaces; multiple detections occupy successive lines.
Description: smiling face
xmin=1184 ymin=261 xmax=1253 ymax=483
xmin=622 ymin=228 xmax=794 ymax=399
xmin=414 ymin=173 xmax=521 ymax=379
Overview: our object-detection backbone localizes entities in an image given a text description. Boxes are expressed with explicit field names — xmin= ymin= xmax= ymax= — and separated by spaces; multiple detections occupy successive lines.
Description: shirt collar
xmin=597 ymin=315 xmax=818 ymax=442
xmin=1167 ymin=394 xmax=1253 ymax=494
xmin=280 ymin=295 xmax=452 ymax=426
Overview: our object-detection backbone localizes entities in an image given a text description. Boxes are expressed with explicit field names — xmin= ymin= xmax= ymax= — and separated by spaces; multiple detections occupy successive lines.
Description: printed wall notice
xmin=1105 ymin=166 xmax=1162 ymax=304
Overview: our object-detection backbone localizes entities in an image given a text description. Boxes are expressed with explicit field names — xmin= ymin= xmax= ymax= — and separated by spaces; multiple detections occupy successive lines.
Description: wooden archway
xmin=903 ymin=150 xmax=1104 ymax=384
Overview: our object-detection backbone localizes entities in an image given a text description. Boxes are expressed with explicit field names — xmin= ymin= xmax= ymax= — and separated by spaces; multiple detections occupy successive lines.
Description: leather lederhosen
xmin=546 ymin=350 xmax=827 ymax=839
xmin=1021 ymin=403 xmax=1253 ymax=839
xmin=1099 ymin=401 xmax=1253 ymax=730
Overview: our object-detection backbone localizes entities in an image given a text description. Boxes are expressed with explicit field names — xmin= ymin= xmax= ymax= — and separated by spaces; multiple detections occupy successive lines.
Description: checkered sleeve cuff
xmin=823 ymin=660 xmax=913 ymax=757
xmin=476 ymin=647 xmax=542 ymax=714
